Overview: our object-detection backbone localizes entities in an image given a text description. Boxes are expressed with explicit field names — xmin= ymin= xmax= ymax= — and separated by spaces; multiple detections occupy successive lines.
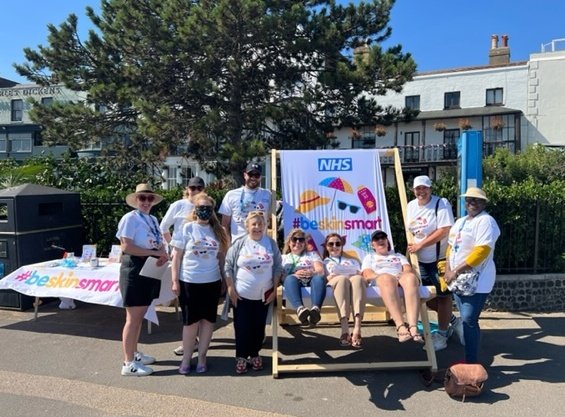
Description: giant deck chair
xmin=269 ymin=148 xmax=437 ymax=378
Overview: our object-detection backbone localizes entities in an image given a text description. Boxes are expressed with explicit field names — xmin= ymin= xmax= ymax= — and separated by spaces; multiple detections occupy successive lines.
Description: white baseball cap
xmin=413 ymin=175 xmax=432 ymax=188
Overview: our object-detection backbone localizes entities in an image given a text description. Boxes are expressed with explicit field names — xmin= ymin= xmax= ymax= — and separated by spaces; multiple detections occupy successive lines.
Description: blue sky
xmin=2 ymin=0 xmax=565 ymax=83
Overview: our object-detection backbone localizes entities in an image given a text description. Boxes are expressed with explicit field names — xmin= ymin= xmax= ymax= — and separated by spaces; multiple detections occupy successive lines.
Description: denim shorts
xmin=419 ymin=261 xmax=451 ymax=297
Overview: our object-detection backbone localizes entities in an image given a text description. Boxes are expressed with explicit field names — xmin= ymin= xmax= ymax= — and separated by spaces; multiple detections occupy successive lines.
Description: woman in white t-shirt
xmin=281 ymin=229 xmax=327 ymax=326
xmin=224 ymin=211 xmax=282 ymax=374
xmin=116 ymin=183 xmax=168 ymax=377
xmin=170 ymin=193 xmax=229 ymax=375
xmin=322 ymin=233 xmax=366 ymax=347
xmin=361 ymin=230 xmax=424 ymax=343
xmin=444 ymin=187 xmax=500 ymax=364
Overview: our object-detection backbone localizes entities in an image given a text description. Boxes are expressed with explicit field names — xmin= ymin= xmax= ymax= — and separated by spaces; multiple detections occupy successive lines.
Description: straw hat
xmin=460 ymin=187 xmax=489 ymax=202
xmin=125 ymin=183 xmax=164 ymax=208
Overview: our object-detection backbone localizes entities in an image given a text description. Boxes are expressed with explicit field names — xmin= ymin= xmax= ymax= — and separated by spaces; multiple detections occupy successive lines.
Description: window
xmin=0 ymin=139 xmax=6 ymax=152
xmin=444 ymin=92 xmax=460 ymax=109
xmin=10 ymin=133 xmax=32 ymax=153
xmin=443 ymin=129 xmax=460 ymax=159
xmin=405 ymin=95 xmax=420 ymax=111
xmin=41 ymin=97 xmax=54 ymax=106
xmin=404 ymin=131 xmax=420 ymax=163
xmin=486 ymin=88 xmax=503 ymax=106
xmin=11 ymin=99 xmax=23 ymax=121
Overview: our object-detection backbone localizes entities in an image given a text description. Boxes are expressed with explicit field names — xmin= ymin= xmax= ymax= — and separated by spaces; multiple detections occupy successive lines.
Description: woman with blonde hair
xmin=322 ymin=233 xmax=366 ymax=347
xmin=224 ymin=210 xmax=282 ymax=374
xmin=171 ymin=193 xmax=229 ymax=374
xmin=281 ymin=229 xmax=327 ymax=326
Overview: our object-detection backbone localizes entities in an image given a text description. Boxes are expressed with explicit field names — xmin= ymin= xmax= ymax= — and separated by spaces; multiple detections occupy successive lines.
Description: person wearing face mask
xmin=160 ymin=176 xmax=206 ymax=357
xmin=117 ymin=183 xmax=168 ymax=376
xmin=444 ymin=187 xmax=500 ymax=364
xmin=322 ymin=233 xmax=366 ymax=347
xmin=170 ymin=193 xmax=229 ymax=374
xmin=219 ymin=161 xmax=273 ymax=244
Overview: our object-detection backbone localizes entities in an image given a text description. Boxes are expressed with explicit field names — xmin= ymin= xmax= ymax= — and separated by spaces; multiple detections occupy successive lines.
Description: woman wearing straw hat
xmin=444 ymin=187 xmax=500 ymax=364
xmin=116 ymin=183 xmax=168 ymax=376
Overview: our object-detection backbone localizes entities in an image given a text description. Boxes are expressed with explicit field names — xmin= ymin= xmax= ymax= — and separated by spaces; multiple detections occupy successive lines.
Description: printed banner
xmin=0 ymin=260 xmax=175 ymax=324
xmin=280 ymin=149 xmax=392 ymax=261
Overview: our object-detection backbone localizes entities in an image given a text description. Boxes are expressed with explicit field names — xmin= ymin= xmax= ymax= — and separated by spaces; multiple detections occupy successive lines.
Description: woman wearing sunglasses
xmin=281 ymin=229 xmax=327 ymax=326
xmin=223 ymin=210 xmax=282 ymax=374
xmin=322 ymin=233 xmax=366 ymax=347
xmin=361 ymin=230 xmax=424 ymax=343
xmin=170 ymin=193 xmax=229 ymax=374
xmin=116 ymin=183 xmax=169 ymax=376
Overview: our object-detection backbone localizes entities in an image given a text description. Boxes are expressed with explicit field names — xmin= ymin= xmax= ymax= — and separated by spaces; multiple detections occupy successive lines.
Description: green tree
xmin=16 ymin=0 xmax=416 ymax=181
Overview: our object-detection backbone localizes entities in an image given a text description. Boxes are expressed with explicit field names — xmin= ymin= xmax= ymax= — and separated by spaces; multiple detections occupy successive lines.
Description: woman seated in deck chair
xmin=361 ymin=230 xmax=424 ymax=343
xmin=322 ymin=233 xmax=366 ymax=347
xmin=281 ymin=229 xmax=327 ymax=326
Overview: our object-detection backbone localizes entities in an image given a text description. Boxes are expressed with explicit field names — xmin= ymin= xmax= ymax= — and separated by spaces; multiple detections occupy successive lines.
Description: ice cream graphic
xmin=357 ymin=186 xmax=377 ymax=214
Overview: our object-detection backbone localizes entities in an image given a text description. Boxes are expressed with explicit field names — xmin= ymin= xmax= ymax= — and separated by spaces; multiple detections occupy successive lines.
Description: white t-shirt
xmin=361 ymin=252 xmax=410 ymax=278
xmin=170 ymin=222 xmax=221 ymax=284
xmin=218 ymin=186 xmax=272 ymax=240
xmin=448 ymin=211 xmax=500 ymax=293
xmin=116 ymin=210 xmax=163 ymax=250
xmin=159 ymin=199 xmax=194 ymax=240
xmin=324 ymin=256 xmax=361 ymax=276
xmin=407 ymin=195 xmax=454 ymax=263
xmin=234 ymin=236 xmax=274 ymax=300
xmin=282 ymin=251 xmax=322 ymax=277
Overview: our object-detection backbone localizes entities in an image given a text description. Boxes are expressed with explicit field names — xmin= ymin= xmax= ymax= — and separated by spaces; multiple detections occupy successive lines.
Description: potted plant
xmin=433 ymin=122 xmax=447 ymax=132
xmin=374 ymin=125 xmax=387 ymax=137
xmin=459 ymin=118 xmax=472 ymax=130
xmin=351 ymin=128 xmax=361 ymax=139
xmin=491 ymin=117 xmax=505 ymax=130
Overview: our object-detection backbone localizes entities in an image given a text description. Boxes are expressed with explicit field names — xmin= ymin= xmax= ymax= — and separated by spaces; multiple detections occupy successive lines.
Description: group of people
xmin=115 ymin=165 xmax=500 ymax=377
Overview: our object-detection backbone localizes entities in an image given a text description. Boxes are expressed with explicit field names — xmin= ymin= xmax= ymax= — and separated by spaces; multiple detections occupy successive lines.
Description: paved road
xmin=0 ymin=301 xmax=563 ymax=417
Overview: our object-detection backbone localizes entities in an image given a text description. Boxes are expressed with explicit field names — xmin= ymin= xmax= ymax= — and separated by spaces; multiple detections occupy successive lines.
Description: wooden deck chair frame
xmin=269 ymin=148 xmax=438 ymax=378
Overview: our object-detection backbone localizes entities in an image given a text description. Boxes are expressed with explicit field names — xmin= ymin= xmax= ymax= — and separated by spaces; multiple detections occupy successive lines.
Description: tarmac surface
xmin=0 ymin=299 xmax=563 ymax=417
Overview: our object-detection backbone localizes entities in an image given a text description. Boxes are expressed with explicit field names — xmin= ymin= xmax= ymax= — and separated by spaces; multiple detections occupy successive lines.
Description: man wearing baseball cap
xmin=407 ymin=175 xmax=463 ymax=351
xmin=219 ymin=161 xmax=273 ymax=243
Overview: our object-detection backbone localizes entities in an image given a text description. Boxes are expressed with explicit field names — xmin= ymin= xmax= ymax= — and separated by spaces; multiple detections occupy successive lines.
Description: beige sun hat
xmin=125 ymin=183 xmax=164 ymax=208
xmin=460 ymin=187 xmax=489 ymax=202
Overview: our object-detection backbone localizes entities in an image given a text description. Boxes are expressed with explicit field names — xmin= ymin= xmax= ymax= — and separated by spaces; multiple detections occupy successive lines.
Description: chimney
xmin=489 ymin=34 xmax=510 ymax=66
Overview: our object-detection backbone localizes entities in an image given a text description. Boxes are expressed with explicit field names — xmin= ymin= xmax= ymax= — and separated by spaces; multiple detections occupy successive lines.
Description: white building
xmin=330 ymin=35 xmax=565 ymax=184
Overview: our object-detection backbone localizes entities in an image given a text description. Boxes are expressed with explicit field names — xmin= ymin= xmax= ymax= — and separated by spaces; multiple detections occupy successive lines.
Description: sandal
xmin=339 ymin=333 xmax=351 ymax=347
xmin=408 ymin=325 xmax=425 ymax=343
xmin=351 ymin=333 xmax=362 ymax=348
xmin=396 ymin=323 xmax=412 ymax=343
xmin=235 ymin=357 xmax=248 ymax=374
xmin=250 ymin=356 xmax=263 ymax=371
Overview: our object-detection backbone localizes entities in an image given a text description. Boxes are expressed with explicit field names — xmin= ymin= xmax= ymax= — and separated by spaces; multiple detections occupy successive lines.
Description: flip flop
xmin=339 ymin=333 xmax=351 ymax=346
xmin=351 ymin=333 xmax=362 ymax=348
xmin=396 ymin=323 xmax=412 ymax=343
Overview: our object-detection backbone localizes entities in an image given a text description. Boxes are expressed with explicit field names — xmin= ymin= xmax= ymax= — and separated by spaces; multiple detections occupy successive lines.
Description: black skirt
xmin=119 ymin=254 xmax=161 ymax=307
xmin=178 ymin=280 xmax=222 ymax=325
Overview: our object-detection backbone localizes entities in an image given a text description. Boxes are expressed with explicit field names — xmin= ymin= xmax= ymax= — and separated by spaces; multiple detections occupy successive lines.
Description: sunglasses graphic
xmin=337 ymin=200 xmax=360 ymax=214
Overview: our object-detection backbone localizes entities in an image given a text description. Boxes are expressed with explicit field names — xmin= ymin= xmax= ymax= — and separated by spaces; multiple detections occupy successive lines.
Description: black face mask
xmin=195 ymin=206 xmax=213 ymax=221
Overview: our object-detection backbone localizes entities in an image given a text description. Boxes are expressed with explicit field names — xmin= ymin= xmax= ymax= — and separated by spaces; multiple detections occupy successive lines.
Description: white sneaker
xmin=430 ymin=332 xmax=448 ymax=351
xmin=450 ymin=317 xmax=465 ymax=345
xmin=121 ymin=361 xmax=153 ymax=376
xmin=134 ymin=351 xmax=156 ymax=365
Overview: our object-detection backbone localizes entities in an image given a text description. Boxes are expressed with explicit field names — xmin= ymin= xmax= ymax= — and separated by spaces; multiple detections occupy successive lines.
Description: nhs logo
xmin=318 ymin=158 xmax=352 ymax=172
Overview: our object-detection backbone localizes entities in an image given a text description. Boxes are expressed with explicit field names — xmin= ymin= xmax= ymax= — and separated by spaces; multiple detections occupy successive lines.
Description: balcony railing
xmin=379 ymin=144 xmax=458 ymax=164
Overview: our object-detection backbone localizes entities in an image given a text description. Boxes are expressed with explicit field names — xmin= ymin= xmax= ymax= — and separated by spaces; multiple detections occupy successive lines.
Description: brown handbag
xmin=444 ymin=363 xmax=488 ymax=401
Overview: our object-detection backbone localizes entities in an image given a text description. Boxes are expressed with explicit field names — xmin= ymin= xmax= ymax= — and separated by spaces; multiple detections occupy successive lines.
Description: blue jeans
xmin=283 ymin=274 xmax=327 ymax=309
xmin=453 ymin=292 xmax=489 ymax=364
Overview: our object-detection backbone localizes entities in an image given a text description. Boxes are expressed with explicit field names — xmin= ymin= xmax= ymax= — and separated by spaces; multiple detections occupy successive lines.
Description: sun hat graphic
xmin=298 ymin=190 xmax=330 ymax=213
xmin=319 ymin=177 xmax=353 ymax=208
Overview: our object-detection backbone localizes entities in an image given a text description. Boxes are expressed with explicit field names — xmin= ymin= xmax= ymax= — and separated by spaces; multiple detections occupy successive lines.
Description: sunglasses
xmin=189 ymin=186 xmax=204 ymax=191
xmin=327 ymin=241 xmax=342 ymax=247
xmin=247 ymin=172 xmax=261 ymax=178
xmin=337 ymin=200 xmax=360 ymax=214
xmin=465 ymin=197 xmax=483 ymax=203
xmin=196 ymin=205 xmax=213 ymax=209
xmin=247 ymin=210 xmax=265 ymax=217
xmin=137 ymin=195 xmax=155 ymax=203
xmin=291 ymin=237 xmax=306 ymax=243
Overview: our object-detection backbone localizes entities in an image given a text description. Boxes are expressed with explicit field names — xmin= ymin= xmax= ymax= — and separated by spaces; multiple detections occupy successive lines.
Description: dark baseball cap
xmin=245 ymin=162 xmax=262 ymax=174
xmin=187 ymin=176 xmax=205 ymax=187
xmin=371 ymin=230 xmax=388 ymax=240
